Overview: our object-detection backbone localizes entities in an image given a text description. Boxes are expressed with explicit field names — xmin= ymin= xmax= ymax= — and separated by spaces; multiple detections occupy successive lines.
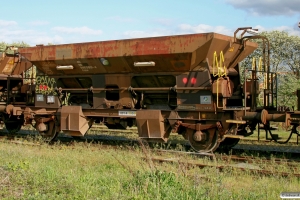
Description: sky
xmin=0 ymin=0 xmax=300 ymax=46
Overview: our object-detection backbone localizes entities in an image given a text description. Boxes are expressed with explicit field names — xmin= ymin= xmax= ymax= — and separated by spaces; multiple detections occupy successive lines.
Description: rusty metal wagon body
xmin=0 ymin=27 xmax=298 ymax=152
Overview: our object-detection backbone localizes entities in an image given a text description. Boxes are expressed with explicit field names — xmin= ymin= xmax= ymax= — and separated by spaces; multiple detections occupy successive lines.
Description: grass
xmin=0 ymin=138 xmax=300 ymax=200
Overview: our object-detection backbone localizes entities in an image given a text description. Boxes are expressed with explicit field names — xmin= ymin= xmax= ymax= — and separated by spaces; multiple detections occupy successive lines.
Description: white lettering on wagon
xmin=76 ymin=60 xmax=96 ymax=72
xmin=118 ymin=111 xmax=136 ymax=116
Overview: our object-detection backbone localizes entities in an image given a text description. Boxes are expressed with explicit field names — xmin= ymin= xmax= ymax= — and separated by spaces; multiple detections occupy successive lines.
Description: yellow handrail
xmin=252 ymin=57 xmax=256 ymax=70
xmin=264 ymin=73 xmax=267 ymax=89
xmin=258 ymin=57 xmax=262 ymax=78
xmin=258 ymin=57 xmax=262 ymax=71
xmin=220 ymin=51 xmax=227 ymax=76
xmin=213 ymin=51 xmax=226 ymax=77
xmin=213 ymin=51 xmax=219 ymax=77
xmin=213 ymin=51 xmax=228 ymax=109
xmin=251 ymin=57 xmax=256 ymax=79
xmin=216 ymin=77 xmax=223 ymax=109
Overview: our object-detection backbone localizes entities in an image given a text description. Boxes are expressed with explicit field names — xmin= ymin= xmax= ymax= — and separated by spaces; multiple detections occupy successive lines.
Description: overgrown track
xmin=220 ymin=154 xmax=300 ymax=166
xmin=239 ymin=138 xmax=300 ymax=145
xmin=148 ymin=156 xmax=300 ymax=178
xmin=154 ymin=149 xmax=300 ymax=166
xmin=2 ymin=133 xmax=299 ymax=166
xmin=1 ymin=128 xmax=300 ymax=158
xmin=232 ymin=143 xmax=300 ymax=156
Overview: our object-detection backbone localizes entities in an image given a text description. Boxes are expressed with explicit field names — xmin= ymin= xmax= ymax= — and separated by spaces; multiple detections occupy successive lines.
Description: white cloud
xmin=52 ymin=26 xmax=103 ymax=35
xmin=0 ymin=24 xmax=104 ymax=45
xmin=28 ymin=20 xmax=49 ymax=26
xmin=122 ymin=24 xmax=238 ymax=39
xmin=32 ymin=35 xmax=64 ymax=45
xmin=123 ymin=29 xmax=173 ymax=39
xmin=0 ymin=20 xmax=17 ymax=26
xmin=254 ymin=25 xmax=300 ymax=37
xmin=0 ymin=28 xmax=64 ymax=45
xmin=181 ymin=24 xmax=300 ymax=37
xmin=121 ymin=23 xmax=300 ymax=41
xmin=177 ymin=24 xmax=233 ymax=35
xmin=226 ymin=0 xmax=300 ymax=16
xmin=121 ymin=24 xmax=236 ymax=40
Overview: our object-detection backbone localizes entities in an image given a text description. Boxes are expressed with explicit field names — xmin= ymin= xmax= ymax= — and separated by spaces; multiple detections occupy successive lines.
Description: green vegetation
xmin=0 ymin=41 xmax=29 ymax=53
xmin=0 ymin=139 xmax=299 ymax=200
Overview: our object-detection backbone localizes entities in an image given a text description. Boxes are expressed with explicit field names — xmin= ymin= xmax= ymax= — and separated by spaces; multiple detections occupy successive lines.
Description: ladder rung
xmin=226 ymin=120 xmax=246 ymax=124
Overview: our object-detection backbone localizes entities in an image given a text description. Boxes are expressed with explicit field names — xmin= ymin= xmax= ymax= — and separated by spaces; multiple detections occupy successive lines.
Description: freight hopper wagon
xmin=9 ymin=27 xmax=299 ymax=152
xmin=0 ymin=46 xmax=33 ymax=132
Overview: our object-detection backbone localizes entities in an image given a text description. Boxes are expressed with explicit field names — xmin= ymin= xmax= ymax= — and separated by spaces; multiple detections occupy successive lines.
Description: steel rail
xmin=149 ymin=157 xmax=300 ymax=178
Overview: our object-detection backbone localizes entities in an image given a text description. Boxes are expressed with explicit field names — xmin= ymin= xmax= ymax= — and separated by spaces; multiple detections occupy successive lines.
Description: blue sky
xmin=0 ymin=0 xmax=299 ymax=45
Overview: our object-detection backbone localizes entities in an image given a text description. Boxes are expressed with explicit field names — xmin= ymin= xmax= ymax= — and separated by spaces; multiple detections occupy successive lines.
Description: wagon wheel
xmin=4 ymin=116 xmax=23 ymax=134
xmin=38 ymin=121 xmax=59 ymax=142
xmin=186 ymin=128 xmax=218 ymax=153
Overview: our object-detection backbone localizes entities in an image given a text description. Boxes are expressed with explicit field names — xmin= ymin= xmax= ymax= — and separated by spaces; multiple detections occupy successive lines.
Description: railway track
xmin=1 ymin=128 xmax=300 ymax=156
xmin=80 ymin=125 xmax=300 ymax=144
xmin=2 ymin=133 xmax=299 ymax=166
xmin=154 ymin=149 xmax=300 ymax=166
xmin=2 ymin=125 xmax=299 ymax=144
xmin=239 ymin=138 xmax=300 ymax=145
xmin=148 ymin=156 xmax=300 ymax=178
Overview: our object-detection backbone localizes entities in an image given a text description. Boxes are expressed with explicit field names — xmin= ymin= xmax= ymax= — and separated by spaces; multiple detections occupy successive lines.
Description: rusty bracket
xmin=34 ymin=116 xmax=55 ymax=123
xmin=5 ymin=104 xmax=14 ymax=115
xmin=180 ymin=123 xmax=216 ymax=131
xmin=216 ymin=121 xmax=225 ymax=137
xmin=172 ymin=120 xmax=182 ymax=133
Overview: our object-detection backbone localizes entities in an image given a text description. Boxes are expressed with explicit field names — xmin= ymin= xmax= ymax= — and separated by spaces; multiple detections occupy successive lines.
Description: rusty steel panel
xmin=60 ymin=106 xmax=90 ymax=136
xmin=136 ymin=110 xmax=167 ymax=142
xmin=0 ymin=57 xmax=17 ymax=74
xmin=18 ymin=33 xmax=257 ymax=75
xmin=212 ymin=78 xmax=233 ymax=97
xmin=0 ymin=55 xmax=33 ymax=75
